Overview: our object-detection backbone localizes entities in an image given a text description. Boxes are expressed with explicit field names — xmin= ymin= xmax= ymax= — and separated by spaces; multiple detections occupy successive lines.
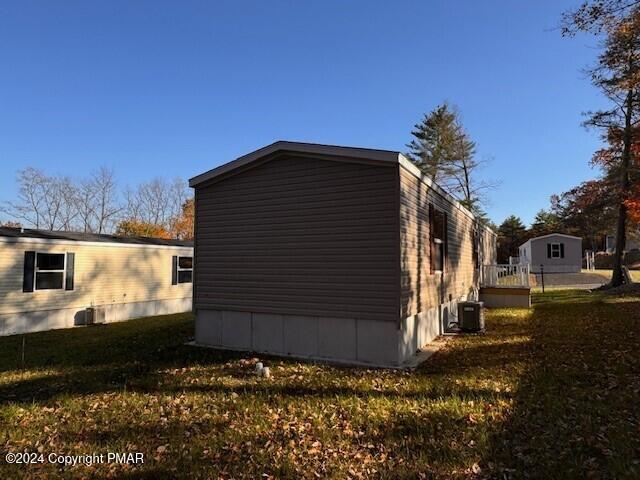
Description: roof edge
xmin=0 ymin=236 xmax=193 ymax=250
xmin=397 ymin=155 xmax=496 ymax=235
xmin=519 ymin=233 xmax=582 ymax=248
xmin=189 ymin=141 xmax=401 ymax=187
xmin=189 ymin=140 xmax=495 ymax=235
xmin=0 ymin=227 xmax=193 ymax=248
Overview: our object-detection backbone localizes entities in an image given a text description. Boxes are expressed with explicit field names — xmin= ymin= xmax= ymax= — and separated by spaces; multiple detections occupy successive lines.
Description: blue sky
xmin=0 ymin=1 xmax=606 ymax=226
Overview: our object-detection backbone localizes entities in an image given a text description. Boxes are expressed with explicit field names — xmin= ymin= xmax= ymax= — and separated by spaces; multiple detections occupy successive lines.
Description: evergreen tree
xmin=406 ymin=103 xmax=460 ymax=183
xmin=406 ymin=103 xmax=496 ymax=220
xmin=529 ymin=209 xmax=562 ymax=237
xmin=497 ymin=215 xmax=528 ymax=263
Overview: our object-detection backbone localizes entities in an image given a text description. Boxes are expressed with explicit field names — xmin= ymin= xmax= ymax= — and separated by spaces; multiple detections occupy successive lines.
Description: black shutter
xmin=428 ymin=204 xmax=435 ymax=274
xmin=172 ymin=256 xmax=178 ymax=285
xmin=547 ymin=244 xmax=552 ymax=258
xmin=65 ymin=252 xmax=75 ymax=290
xmin=23 ymin=251 xmax=35 ymax=292
xmin=443 ymin=211 xmax=449 ymax=271
xmin=560 ymin=243 xmax=565 ymax=259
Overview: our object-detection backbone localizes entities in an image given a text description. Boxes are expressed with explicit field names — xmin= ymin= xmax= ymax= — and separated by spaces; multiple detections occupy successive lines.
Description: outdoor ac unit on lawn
xmin=85 ymin=307 xmax=106 ymax=325
xmin=457 ymin=301 xmax=485 ymax=333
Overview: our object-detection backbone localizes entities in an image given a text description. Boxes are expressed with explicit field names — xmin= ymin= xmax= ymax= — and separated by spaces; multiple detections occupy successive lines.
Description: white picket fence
xmin=481 ymin=264 xmax=531 ymax=288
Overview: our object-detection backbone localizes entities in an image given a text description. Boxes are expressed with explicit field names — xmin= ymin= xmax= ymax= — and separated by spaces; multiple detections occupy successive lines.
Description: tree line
xmin=0 ymin=167 xmax=194 ymax=240
xmin=407 ymin=1 xmax=640 ymax=287
xmin=560 ymin=0 xmax=640 ymax=286
xmin=494 ymin=177 xmax=627 ymax=264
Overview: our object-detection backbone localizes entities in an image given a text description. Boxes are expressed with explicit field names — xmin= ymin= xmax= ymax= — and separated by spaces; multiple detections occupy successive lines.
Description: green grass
xmin=1 ymin=293 xmax=639 ymax=479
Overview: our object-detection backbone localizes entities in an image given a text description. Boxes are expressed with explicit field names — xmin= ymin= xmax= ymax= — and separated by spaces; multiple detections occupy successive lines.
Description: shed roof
xmin=189 ymin=141 xmax=494 ymax=233
xmin=0 ymin=227 xmax=193 ymax=248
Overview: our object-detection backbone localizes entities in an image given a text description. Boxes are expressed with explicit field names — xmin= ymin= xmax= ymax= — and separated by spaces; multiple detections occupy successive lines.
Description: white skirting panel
xmin=0 ymin=297 xmax=192 ymax=336
xmin=195 ymin=310 xmax=400 ymax=366
xmin=398 ymin=294 xmax=471 ymax=364
xmin=195 ymin=295 xmax=471 ymax=367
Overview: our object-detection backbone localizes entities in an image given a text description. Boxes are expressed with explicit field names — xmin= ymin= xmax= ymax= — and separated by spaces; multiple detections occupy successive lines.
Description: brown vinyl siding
xmin=399 ymin=166 xmax=494 ymax=318
xmin=194 ymin=154 xmax=399 ymax=322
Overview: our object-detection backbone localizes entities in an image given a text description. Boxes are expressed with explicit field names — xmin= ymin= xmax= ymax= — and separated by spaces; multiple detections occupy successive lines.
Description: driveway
xmin=532 ymin=272 xmax=609 ymax=290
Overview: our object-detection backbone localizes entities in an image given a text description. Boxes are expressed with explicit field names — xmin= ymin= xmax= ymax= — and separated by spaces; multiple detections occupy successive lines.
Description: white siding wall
xmin=0 ymin=239 xmax=193 ymax=335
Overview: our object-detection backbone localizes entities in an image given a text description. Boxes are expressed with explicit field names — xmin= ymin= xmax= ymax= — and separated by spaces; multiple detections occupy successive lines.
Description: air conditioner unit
xmin=457 ymin=301 xmax=484 ymax=333
xmin=85 ymin=306 xmax=106 ymax=325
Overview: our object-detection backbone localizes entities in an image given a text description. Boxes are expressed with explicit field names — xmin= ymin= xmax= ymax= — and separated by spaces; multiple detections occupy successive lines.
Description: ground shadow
xmin=482 ymin=291 xmax=640 ymax=479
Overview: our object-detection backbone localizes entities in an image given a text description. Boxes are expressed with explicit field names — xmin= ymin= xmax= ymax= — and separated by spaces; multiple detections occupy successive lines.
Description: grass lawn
xmin=1 ymin=291 xmax=639 ymax=479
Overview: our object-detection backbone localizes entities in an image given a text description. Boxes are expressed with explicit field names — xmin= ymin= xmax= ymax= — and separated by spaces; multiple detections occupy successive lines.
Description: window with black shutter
xmin=472 ymin=227 xmax=480 ymax=269
xmin=549 ymin=243 xmax=563 ymax=259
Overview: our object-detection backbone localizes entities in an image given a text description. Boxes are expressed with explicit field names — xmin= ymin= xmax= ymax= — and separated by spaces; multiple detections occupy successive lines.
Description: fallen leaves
xmin=1 ymin=293 xmax=639 ymax=478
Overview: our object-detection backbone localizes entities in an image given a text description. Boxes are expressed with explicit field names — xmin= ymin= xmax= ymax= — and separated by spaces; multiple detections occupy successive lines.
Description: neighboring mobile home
xmin=189 ymin=141 xmax=496 ymax=367
xmin=0 ymin=227 xmax=193 ymax=336
xmin=519 ymin=233 xmax=582 ymax=273
xmin=604 ymin=234 xmax=640 ymax=253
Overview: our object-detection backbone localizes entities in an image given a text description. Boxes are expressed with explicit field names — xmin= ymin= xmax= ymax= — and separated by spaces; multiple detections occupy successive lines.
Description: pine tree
xmin=529 ymin=209 xmax=562 ymax=237
xmin=406 ymin=103 xmax=460 ymax=183
xmin=406 ymin=103 xmax=496 ymax=220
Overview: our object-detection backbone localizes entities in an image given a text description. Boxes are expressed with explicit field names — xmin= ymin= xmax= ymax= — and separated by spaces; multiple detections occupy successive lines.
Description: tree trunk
xmin=611 ymin=88 xmax=633 ymax=287
xmin=611 ymin=202 xmax=628 ymax=285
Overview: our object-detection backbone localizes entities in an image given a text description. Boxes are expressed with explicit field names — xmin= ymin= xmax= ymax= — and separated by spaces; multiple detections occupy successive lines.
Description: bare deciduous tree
xmin=91 ymin=167 xmax=121 ymax=233
xmin=1 ymin=166 xmax=191 ymax=238
xmin=1 ymin=167 xmax=69 ymax=230
xmin=122 ymin=177 xmax=190 ymax=230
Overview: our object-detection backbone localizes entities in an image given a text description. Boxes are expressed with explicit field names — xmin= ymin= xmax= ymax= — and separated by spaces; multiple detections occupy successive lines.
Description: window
xmin=429 ymin=204 xmax=448 ymax=273
xmin=35 ymin=253 xmax=65 ymax=290
xmin=472 ymin=228 xmax=480 ymax=269
xmin=177 ymin=256 xmax=193 ymax=284
xmin=548 ymin=243 xmax=564 ymax=259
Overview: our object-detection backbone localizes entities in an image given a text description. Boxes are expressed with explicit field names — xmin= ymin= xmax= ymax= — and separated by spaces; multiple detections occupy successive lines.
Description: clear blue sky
xmin=0 ymin=0 xmax=607 ymax=226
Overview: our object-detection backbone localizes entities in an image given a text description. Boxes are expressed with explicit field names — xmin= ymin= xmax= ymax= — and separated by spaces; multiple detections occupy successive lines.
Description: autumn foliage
xmin=115 ymin=198 xmax=194 ymax=240
xmin=170 ymin=198 xmax=194 ymax=240
xmin=114 ymin=219 xmax=172 ymax=239
xmin=626 ymin=184 xmax=640 ymax=223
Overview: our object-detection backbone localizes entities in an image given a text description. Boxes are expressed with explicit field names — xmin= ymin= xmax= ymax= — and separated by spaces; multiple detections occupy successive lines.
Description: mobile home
xmin=0 ymin=227 xmax=193 ymax=336
xmin=519 ymin=233 xmax=582 ymax=273
xmin=190 ymin=141 xmax=496 ymax=367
